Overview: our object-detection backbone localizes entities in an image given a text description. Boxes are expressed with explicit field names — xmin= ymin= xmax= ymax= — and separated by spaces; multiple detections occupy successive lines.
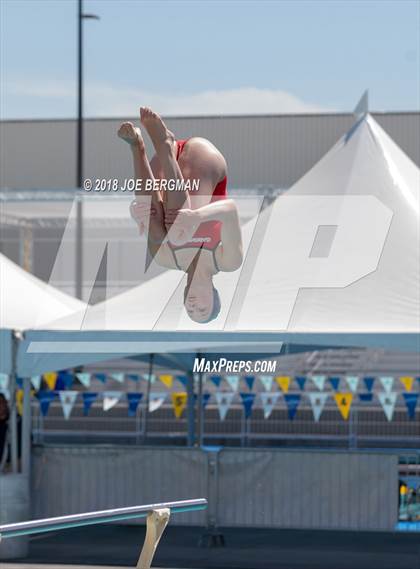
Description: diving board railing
xmin=0 ymin=498 xmax=208 ymax=568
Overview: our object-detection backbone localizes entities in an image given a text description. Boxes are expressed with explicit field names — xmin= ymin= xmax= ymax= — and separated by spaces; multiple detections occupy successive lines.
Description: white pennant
xmin=110 ymin=373 xmax=125 ymax=383
xmin=149 ymin=392 xmax=167 ymax=412
xmin=307 ymin=393 xmax=329 ymax=422
xmin=378 ymin=392 xmax=398 ymax=421
xmin=31 ymin=375 xmax=42 ymax=390
xmin=346 ymin=376 xmax=359 ymax=393
xmin=0 ymin=373 xmax=9 ymax=390
xmin=259 ymin=375 xmax=273 ymax=391
xmin=103 ymin=391 xmax=122 ymax=412
xmin=146 ymin=374 xmax=156 ymax=384
xmin=379 ymin=376 xmax=394 ymax=394
xmin=76 ymin=372 xmax=91 ymax=388
xmin=215 ymin=392 xmax=235 ymax=421
xmin=259 ymin=392 xmax=280 ymax=419
xmin=311 ymin=375 xmax=326 ymax=391
xmin=59 ymin=391 xmax=78 ymax=420
xmin=225 ymin=375 xmax=239 ymax=392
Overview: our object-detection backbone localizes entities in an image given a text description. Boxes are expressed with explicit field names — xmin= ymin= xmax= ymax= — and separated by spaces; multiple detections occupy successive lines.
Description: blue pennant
xmin=244 ymin=375 xmax=255 ymax=391
xmin=328 ymin=377 xmax=340 ymax=391
xmin=82 ymin=392 xmax=98 ymax=415
xmin=284 ymin=394 xmax=301 ymax=420
xmin=16 ymin=377 xmax=24 ymax=388
xmin=94 ymin=373 xmax=107 ymax=384
xmin=359 ymin=393 xmax=373 ymax=403
xmin=56 ymin=370 xmax=73 ymax=391
xmin=363 ymin=376 xmax=375 ymax=392
xmin=176 ymin=375 xmax=188 ymax=388
xmin=127 ymin=393 xmax=143 ymax=417
xmin=295 ymin=376 xmax=307 ymax=390
xmin=240 ymin=393 xmax=255 ymax=419
xmin=194 ymin=392 xmax=211 ymax=408
xmin=209 ymin=375 xmax=222 ymax=388
xmin=36 ymin=390 xmax=57 ymax=416
xmin=127 ymin=374 xmax=140 ymax=382
xmin=403 ymin=393 xmax=418 ymax=420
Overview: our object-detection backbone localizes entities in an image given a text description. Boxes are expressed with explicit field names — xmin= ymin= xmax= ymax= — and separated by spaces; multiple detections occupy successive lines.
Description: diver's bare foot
xmin=118 ymin=122 xmax=145 ymax=152
xmin=140 ymin=107 xmax=175 ymax=153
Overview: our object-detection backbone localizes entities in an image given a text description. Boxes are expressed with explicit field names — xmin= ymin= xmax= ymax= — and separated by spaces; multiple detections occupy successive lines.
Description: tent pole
xmin=186 ymin=371 xmax=195 ymax=447
xmin=21 ymin=375 xmax=32 ymax=478
xmin=142 ymin=354 xmax=154 ymax=443
xmin=9 ymin=332 xmax=19 ymax=473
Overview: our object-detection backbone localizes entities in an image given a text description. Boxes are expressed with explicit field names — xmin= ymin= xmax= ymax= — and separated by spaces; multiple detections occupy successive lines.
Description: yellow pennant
xmin=275 ymin=376 xmax=290 ymax=393
xmin=16 ymin=388 xmax=35 ymax=415
xmin=171 ymin=392 xmax=187 ymax=419
xmin=43 ymin=372 xmax=58 ymax=390
xmin=16 ymin=389 xmax=24 ymax=416
xmin=334 ymin=393 xmax=353 ymax=420
xmin=400 ymin=376 xmax=414 ymax=392
xmin=159 ymin=374 xmax=173 ymax=389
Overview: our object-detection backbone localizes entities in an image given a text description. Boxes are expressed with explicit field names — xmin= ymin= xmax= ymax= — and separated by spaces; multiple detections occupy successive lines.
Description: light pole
xmin=76 ymin=0 xmax=99 ymax=299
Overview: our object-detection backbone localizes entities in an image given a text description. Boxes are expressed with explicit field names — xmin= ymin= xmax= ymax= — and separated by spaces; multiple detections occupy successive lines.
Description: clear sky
xmin=1 ymin=0 xmax=419 ymax=119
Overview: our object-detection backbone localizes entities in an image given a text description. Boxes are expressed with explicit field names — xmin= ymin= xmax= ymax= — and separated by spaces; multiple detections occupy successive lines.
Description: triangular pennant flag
xmin=244 ymin=375 xmax=255 ymax=391
xmin=209 ymin=375 xmax=222 ymax=388
xmin=0 ymin=373 xmax=9 ymax=390
xmin=103 ymin=391 xmax=122 ymax=412
xmin=311 ymin=375 xmax=326 ymax=391
xmin=378 ymin=392 xmax=398 ymax=422
xmin=284 ymin=394 xmax=301 ymax=420
xmin=16 ymin=389 xmax=24 ymax=416
xmin=94 ymin=373 xmax=107 ymax=384
xmin=127 ymin=374 xmax=140 ymax=382
xmin=82 ymin=392 xmax=98 ymax=415
xmin=149 ymin=392 xmax=167 ymax=412
xmin=359 ymin=393 xmax=373 ymax=403
xmin=400 ymin=376 xmax=414 ymax=392
xmin=259 ymin=375 xmax=273 ymax=391
xmin=239 ymin=392 xmax=255 ymax=419
xmin=36 ymin=390 xmax=57 ymax=416
xmin=307 ymin=393 xmax=329 ymax=422
xmin=127 ymin=393 xmax=143 ymax=417
xmin=56 ymin=370 xmax=73 ymax=391
xmin=275 ymin=376 xmax=290 ymax=393
xmin=16 ymin=377 xmax=23 ymax=388
xmin=171 ymin=392 xmax=187 ymax=419
xmin=30 ymin=375 xmax=42 ymax=391
xmin=363 ymin=377 xmax=375 ymax=392
xmin=202 ymin=392 xmax=211 ymax=408
xmin=402 ymin=393 xmax=418 ymax=420
xmin=295 ymin=376 xmax=307 ymax=391
xmin=259 ymin=392 xmax=280 ymax=419
xmin=159 ymin=374 xmax=173 ymax=389
xmin=145 ymin=374 xmax=156 ymax=384
xmin=346 ymin=376 xmax=359 ymax=393
xmin=328 ymin=377 xmax=340 ymax=391
xmin=43 ymin=372 xmax=57 ymax=390
xmin=110 ymin=373 xmax=125 ymax=383
xmin=308 ymin=392 xmax=329 ymax=423
xmin=215 ymin=392 xmax=234 ymax=421
xmin=379 ymin=376 xmax=394 ymax=394
xmin=176 ymin=375 xmax=188 ymax=388
xmin=225 ymin=375 xmax=240 ymax=392
xmin=59 ymin=391 xmax=78 ymax=420
xmin=76 ymin=372 xmax=91 ymax=388
xmin=334 ymin=393 xmax=353 ymax=420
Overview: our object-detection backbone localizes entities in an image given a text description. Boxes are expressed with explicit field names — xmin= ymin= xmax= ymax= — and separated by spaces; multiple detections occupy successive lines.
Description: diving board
xmin=0 ymin=498 xmax=208 ymax=569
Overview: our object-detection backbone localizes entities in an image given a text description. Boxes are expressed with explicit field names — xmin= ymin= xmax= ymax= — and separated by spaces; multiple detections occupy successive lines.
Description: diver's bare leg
xmin=140 ymin=107 xmax=191 ymax=215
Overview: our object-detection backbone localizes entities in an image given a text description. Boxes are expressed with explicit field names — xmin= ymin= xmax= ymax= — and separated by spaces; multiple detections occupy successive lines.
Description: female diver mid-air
xmin=118 ymin=107 xmax=243 ymax=323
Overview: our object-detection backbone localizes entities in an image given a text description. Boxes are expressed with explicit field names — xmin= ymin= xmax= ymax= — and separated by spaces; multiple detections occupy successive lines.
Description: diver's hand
xmin=130 ymin=198 xmax=157 ymax=235
xmin=165 ymin=208 xmax=200 ymax=245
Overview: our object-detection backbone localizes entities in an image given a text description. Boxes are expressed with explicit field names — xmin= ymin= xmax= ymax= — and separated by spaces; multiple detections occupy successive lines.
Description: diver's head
xmin=184 ymin=279 xmax=221 ymax=323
